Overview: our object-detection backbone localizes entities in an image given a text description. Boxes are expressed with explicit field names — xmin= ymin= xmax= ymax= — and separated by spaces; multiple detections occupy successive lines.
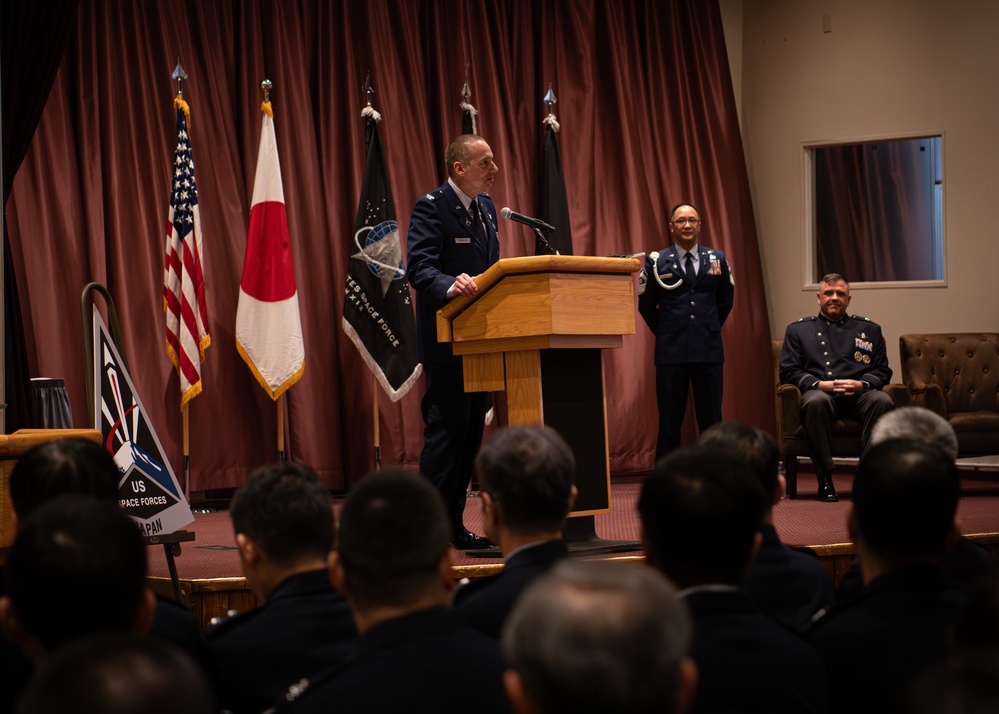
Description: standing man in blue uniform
xmin=639 ymin=203 xmax=734 ymax=460
xmin=779 ymin=273 xmax=894 ymax=502
xmin=407 ymin=134 xmax=500 ymax=550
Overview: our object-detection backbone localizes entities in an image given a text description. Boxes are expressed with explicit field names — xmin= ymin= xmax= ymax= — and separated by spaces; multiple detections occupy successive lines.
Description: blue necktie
xmin=684 ymin=253 xmax=696 ymax=286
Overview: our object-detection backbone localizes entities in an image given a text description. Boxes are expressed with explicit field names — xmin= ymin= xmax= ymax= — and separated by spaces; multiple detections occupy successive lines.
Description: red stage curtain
xmin=5 ymin=0 xmax=773 ymax=493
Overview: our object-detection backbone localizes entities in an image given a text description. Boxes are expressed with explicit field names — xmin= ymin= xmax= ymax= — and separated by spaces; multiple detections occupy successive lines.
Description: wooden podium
xmin=1 ymin=429 xmax=103 ymax=555
xmin=436 ymin=255 xmax=642 ymax=552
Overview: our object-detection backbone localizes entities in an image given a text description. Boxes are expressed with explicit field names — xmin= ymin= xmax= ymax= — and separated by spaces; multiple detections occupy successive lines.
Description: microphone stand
xmin=533 ymin=226 xmax=559 ymax=256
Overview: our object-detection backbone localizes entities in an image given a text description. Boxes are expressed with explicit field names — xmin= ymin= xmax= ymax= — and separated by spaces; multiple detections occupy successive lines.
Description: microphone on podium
xmin=499 ymin=207 xmax=556 ymax=233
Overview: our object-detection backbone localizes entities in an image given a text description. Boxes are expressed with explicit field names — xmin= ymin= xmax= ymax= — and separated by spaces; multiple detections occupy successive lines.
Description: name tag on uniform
xmin=454 ymin=237 xmax=471 ymax=244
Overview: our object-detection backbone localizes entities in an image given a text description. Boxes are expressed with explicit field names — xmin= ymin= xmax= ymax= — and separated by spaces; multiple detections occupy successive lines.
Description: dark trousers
xmin=419 ymin=362 xmax=489 ymax=538
xmin=800 ymin=388 xmax=895 ymax=475
xmin=655 ymin=362 xmax=724 ymax=460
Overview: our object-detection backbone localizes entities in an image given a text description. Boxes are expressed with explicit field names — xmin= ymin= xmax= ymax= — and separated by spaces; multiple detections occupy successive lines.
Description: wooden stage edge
xmin=149 ymin=532 xmax=999 ymax=632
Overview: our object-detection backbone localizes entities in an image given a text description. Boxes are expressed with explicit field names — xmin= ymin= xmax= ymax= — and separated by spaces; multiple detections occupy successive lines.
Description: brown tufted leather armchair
xmin=898 ymin=333 xmax=999 ymax=455
xmin=772 ymin=339 xmax=905 ymax=498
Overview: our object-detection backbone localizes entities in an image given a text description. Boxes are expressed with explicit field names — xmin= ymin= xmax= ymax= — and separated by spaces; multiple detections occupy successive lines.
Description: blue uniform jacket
xmin=407 ymin=182 xmax=500 ymax=366
xmin=637 ymin=245 xmax=734 ymax=365
xmin=779 ymin=314 xmax=892 ymax=392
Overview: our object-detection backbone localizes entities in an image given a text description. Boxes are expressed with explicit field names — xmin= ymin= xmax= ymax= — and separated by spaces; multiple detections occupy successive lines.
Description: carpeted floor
xmin=149 ymin=469 xmax=999 ymax=580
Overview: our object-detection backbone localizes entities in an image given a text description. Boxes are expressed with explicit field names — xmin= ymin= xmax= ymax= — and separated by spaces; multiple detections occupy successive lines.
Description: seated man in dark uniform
xmin=779 ymin=273 xmax=894 ymax=502
xmin=638 ymin=446 xmax=828 ymax=714
xmin=272 ymin=468 xmax=509 ymax=713
xmin=1 ymin=439 xmax=216 ymax=711
xmin=0 ymin=497 xmax=156 ymax=666
xmin=454 ymin=426 xmax=576 ymax=638
xmin=836 ymin=407 xmax=999 ymax=600
xmin=14 ymin=632 xmax=215 ymax=714
xmin=806 ymin=439 xmax=967 ymax=714
xmin=204 ymin=462 xmax=357 ymax=714
xmin=503 ymin=560 xmax=697 ymax=714
xmin=700 ymin=420 xmax=836 ymax=630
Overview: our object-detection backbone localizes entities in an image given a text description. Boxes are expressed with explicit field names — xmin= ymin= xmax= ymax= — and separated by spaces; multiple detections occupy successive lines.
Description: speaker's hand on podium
xmin=449 ymin=272 xmax=480 ymax=298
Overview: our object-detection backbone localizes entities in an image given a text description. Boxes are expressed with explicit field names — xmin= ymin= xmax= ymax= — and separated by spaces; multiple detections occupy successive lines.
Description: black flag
xmin=539 ymin=123 xmax=574 ymax=256
xmin=342 ymin=110 xmax=422 ymax=400
xmin=461 ymin=80 xmax=477 ymax=135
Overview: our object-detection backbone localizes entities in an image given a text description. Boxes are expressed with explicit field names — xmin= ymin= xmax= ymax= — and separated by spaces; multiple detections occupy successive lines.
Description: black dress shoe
xmin=817 ymin=475 xmax=839 ymax=502
xmin=453 ymin=531 xmax=493 ymax=550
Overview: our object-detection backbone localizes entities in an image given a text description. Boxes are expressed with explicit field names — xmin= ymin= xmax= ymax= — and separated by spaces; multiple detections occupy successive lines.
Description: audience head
xmin=502 ymin=559 xmax=696 ymax=714
xmin=9 ymin=438 xmax=119 ymax=520
xmin=333 ymin=468 xmax=452 ymax=613
xmin=699 ymin=420 xmax=781 ymax=506
xmin=851 ymin=438 xmax=960 ymax=567
xmin=638 ymin=445 xmax=766 ymax=588
xmin=870 ymin=406 xmax=959 ymax=461
xmin=475 ymin=426 xmax=576 ymax=540
xmin=231 ymin=461 xmax=334 ymax=568
xmin=0 ymin=496 xmax=152 ymax=660
xmin=14 ymin=632 xmax=215 ymax=714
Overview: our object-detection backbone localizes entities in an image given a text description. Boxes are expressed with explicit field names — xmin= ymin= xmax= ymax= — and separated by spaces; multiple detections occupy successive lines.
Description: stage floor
xmin=150 ymin=470 xmax=999 ymax=581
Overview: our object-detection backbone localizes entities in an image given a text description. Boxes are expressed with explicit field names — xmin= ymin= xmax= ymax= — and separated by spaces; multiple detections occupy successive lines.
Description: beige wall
xmin=725 ymin=0 xmax=999 ymax=381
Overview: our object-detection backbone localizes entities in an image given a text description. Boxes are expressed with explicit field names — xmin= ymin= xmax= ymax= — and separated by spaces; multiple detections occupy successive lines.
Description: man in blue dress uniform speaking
xmin=779 ymin=273 xmax=894 ymax=502
xmin=407 ymin=134 xmax=500 ymax=550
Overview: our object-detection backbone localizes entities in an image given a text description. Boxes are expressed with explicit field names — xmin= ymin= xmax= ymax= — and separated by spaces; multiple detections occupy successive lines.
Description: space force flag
xmin=236 ymin=99 xmax=305 ymax=400
xmin=342 ymin=107 xmax=421 ymax=400
xmin=93 ymin=307 xmax=194 ymax=536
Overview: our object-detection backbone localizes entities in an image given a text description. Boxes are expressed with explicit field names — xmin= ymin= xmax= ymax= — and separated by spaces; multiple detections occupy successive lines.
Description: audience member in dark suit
xmin=503 ymin=559 xmax=697 ymax=714
xmin=204 ymin=462 xmax=357 ymax=714
xmin=6 ymin=438 xmax=120 ymax=519
xmin=0 ymin=437 xmax=216 ymax=711
xmin=806 ymin=439 xmax=967 ymax=714
xmin=0 ymin=438 xmax=123 ymax=712
xmin=835 ymin=407 xmax=999 ymax=601
xmin=896 ymin=655 xmax=999 ymax=714
xmin=14 ymin=632 xmax=214 ymax=714
xmin=0 ymin=497 xmax=156 ymax=663
xmin=639 ymin=446 xmax=828 ymax=714
xmin=896 ymin=577 xmax=999 ymax=713
xmin=273 ymin=468 xmax=509 ymax=713
xmin=700 ymin=420 xmax=836 ymax=630
xmin=454 ymin=426 xmax=576 ymax=638
xmin=638 ymin=203 xmax=734 ymax=459
xmin=407 ymin=133 xmax=501 ymax=550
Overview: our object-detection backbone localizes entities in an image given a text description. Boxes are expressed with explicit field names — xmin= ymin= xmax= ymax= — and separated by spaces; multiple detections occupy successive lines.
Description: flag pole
xmin=372 ymin=375 xmax=381 ymax=471
xmin=176 ymin=60 xmax=192 ymax=499
xmin=277 ymin=393 xmax=286 ymax=463
xmin=182 ymin=405 xmax=190 ymax=498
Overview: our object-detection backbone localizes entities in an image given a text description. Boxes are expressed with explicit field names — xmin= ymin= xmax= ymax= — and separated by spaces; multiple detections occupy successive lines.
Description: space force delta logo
xmin=93 ymin=307 xmax=194 ymax=536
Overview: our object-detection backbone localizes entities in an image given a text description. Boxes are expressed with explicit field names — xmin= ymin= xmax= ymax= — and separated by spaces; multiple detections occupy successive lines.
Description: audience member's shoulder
xmin=453 ymin=573 xmax=497 ymax=608
xmin=203 ymin=604 xmax=261 ymax=640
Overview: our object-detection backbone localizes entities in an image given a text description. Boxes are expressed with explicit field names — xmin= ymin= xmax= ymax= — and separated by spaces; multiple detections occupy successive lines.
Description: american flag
xmin=163 ymin=97 xmax=211 ymax=411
